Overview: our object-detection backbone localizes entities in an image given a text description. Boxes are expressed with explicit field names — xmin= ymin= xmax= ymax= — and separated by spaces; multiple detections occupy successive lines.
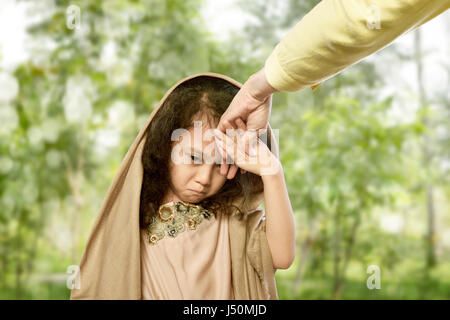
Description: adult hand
xmin=216 ymin=67 xmax=279 ymax=179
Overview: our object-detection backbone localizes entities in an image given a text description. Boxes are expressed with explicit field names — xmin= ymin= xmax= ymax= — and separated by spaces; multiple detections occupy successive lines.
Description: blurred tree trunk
xmin=14 ymin=209 xmax=25 ymax=299
xmin=332 ymin=202 xmax=342 ymax=299
xmin=332 ymin=217 xmax=361 ymax=299
xmin=63 ymin=141 xmax=85 ymax=264
xmin=292 ymin=217 xmax=317 ymax=294
xmin=414 ymin=29 xmax=436 ymax=269
xmin=22 ymin=204 xmax=45 ymax=298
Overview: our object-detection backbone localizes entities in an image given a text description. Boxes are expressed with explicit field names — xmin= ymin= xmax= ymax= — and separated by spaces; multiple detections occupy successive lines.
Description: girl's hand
xmin=213 ymin=128 xmax=281 ymax=177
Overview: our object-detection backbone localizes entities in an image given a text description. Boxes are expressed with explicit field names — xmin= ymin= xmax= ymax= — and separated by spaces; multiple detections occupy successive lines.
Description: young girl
xmin=70 ymin=73 xmax=295 ymax=300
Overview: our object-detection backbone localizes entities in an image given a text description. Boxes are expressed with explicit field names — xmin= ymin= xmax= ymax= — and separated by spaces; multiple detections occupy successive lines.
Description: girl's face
xmin=163 ymin=120 xmax=226 ymax=204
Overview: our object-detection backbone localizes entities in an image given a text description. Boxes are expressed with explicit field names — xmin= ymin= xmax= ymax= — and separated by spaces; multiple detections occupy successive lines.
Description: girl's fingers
xmin=217 ymin=133 xmax=235 ymax=161
xmin=215 ymin=124 xmax=235 ymax=177
xmin=227 ymin=165 xmax=239 ymax=180
xmin=216 ymin=138 xmax=236 ymax=174
xmin=245 ymin=131 xmax=259 ymax=157
xmin=224 ymin=131 xmax=249 ymax=166
xmin=215 ymin=129 xmax=248 ymax=175
xmin=233 ymin=119 xmax=249 ymax=155
xmin=220 ymin=163 xmax=229 ymax=176
xmin=229 ymin=119 xmax=246 ymax=179
xmin=234 ymin=131 xmax=248 ymax=175
xmin=242 ymin=131 xmax=251 ymax=157
xmin=214 ymin=136 xmax=228 ymax=176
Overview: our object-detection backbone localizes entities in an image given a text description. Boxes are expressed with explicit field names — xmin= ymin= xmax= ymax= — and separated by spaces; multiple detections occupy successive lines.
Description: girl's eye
xmin=190 ymin=154 xmax=221 ymax=167
xmin=191 ymin=155 xmax=200 ymax=162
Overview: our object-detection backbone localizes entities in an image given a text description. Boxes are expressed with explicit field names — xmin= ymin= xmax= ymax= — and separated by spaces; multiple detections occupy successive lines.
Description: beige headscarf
xmin=70 ymin=72 xmax=279 ymax=300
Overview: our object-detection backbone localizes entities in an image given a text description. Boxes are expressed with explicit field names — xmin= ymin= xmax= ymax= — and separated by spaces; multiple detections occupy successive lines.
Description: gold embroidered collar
xmin=145 ymin=201 xmax=213 ymax=245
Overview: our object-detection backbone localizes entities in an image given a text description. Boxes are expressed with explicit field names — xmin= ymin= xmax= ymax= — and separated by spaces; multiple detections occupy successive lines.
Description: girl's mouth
xmin=189 ymin=189 xmax=206 ymax=195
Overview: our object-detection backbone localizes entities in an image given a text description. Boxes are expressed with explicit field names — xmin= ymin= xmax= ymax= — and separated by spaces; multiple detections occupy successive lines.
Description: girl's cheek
xmin=215 ymin=173 xmax=227 ymax=186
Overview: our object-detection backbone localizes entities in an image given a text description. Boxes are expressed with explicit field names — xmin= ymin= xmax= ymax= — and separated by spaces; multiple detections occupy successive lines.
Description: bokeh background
xmin=0 ymin=0 xmax=449 ymax=299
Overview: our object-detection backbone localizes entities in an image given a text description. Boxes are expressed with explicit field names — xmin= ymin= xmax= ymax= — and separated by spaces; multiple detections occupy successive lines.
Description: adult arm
xmin=217 ymin=0 xmax=449 ymax=180
xmin=265 ymin=0 xmax=449 ymax=91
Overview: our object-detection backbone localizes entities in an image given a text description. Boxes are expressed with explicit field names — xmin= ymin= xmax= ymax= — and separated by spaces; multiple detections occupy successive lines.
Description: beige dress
xmin=140 ymin=208 xmax=235 ymax=300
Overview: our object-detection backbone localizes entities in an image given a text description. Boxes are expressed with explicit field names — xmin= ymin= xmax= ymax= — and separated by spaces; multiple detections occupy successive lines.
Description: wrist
xmin=260 ymin=159 xmax=283 ymax=181
xmin=247 ymin=68 xmax=279 ymax=102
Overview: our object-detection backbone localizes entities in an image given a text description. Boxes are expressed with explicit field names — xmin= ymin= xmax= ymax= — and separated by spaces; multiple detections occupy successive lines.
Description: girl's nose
xmin=195 ymin=165 xmax=213 ymax=187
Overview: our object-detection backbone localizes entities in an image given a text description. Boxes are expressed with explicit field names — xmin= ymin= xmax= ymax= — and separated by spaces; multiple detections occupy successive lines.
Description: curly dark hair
xmin=139 ymin=76 xmax=271 ymax=230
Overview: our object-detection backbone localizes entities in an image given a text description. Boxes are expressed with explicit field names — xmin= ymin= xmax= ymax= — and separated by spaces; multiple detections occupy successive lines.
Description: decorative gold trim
xmin=145 ymin=201 xmax=213 ymax=245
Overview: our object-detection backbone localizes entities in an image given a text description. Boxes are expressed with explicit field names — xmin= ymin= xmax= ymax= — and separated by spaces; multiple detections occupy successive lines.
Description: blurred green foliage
xmin=0 ymin=0 xmax=448 ymax=299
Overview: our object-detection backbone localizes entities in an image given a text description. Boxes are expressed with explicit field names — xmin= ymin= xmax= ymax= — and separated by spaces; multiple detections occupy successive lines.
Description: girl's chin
xmin=185 ymin=192 xmax=206 ymax=202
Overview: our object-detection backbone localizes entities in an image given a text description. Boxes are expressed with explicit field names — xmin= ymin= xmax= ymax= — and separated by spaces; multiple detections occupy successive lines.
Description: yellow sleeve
xmin=264 ymin=0 xmax=450 ymax=92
